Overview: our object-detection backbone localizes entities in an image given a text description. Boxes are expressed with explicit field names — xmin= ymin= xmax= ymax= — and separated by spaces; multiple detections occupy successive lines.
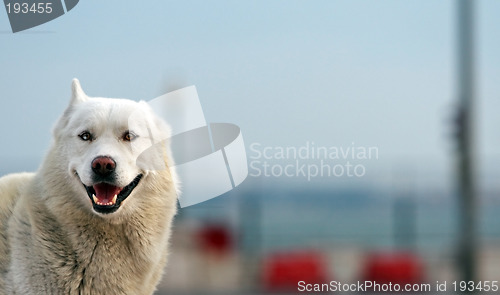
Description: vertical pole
xmin=456 ymin=0 xmax=476 ymax=284
xmin=394 ymin=196 xmax=416 ymax=249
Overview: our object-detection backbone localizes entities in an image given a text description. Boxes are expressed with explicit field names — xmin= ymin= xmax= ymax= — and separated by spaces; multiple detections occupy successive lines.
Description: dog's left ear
xmin=70 ymin=78 xmax=88 ymax=105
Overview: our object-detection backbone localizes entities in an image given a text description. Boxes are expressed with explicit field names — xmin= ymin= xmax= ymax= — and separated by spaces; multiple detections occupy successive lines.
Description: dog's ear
xmin=70 ymin=78 xmax=88 ymax=105
xmin=52 ymin=79 xmax=88 ymax=139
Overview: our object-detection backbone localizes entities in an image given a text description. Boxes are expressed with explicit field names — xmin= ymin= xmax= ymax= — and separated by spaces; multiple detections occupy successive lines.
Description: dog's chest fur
xmin=6 ymin=188 xmax=173 ymax=295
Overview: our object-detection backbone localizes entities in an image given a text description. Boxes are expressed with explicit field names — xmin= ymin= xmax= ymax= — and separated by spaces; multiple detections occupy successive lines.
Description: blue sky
xmin=0 ymin=1 xmax=499 ymax=188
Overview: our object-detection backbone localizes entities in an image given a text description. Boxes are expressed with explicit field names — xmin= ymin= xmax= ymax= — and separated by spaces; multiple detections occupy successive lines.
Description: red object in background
xmin=197 ymin=224 xmax=233 ymax=254
xmin=362 ymin=251 xmax=424 ymax=285
xmin=262 ymin=250 xmax=329 ymax=292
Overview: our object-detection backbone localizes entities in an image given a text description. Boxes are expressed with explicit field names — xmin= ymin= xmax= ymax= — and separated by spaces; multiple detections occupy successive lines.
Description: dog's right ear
xmin=53 ymin=79 xmax=88 ymax=139
xmin=70 ymin=78 xmax=88 ymax=105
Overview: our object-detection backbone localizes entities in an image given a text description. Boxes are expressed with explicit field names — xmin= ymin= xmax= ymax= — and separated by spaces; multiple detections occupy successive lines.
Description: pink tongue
xmin=93 ymin=183 xmax=122 ymax=203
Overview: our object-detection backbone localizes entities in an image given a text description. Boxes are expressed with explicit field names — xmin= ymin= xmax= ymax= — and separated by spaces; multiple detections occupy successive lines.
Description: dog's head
xmin=51 ymin=79 xmax=176 ymax=216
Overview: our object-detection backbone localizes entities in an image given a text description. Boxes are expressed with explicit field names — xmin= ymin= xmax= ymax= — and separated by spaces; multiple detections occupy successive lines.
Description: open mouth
xmin=83 ymin=174 xmax=143 ymax=214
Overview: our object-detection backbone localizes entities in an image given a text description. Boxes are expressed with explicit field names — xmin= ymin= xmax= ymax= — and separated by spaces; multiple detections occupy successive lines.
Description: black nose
xmin=91 ymin=156 xmax=116 ymax=176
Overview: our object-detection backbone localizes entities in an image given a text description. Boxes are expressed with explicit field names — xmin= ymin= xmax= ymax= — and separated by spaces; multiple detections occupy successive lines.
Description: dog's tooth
xmin=92 ymin=194 xmax=98 ymax=204
xmin=112 ymin=195 xmax=117 ymax=204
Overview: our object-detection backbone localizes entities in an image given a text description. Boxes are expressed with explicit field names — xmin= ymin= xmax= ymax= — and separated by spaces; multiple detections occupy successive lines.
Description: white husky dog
xmin=0 ymin=79 xmax=178 ymax=294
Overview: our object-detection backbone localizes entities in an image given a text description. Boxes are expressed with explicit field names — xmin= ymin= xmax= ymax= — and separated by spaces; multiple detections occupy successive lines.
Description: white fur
xmin=0 ymin=79 xmax=178 ymax=294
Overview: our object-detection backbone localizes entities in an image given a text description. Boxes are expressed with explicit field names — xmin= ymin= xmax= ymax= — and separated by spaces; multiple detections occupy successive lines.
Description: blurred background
xmin=1 ymin=0 xmax=499 ymax=294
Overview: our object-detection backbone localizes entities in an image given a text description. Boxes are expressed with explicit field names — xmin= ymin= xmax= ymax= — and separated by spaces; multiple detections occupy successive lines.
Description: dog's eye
xmin=78 ymin=131 xmax=93 ymax=141
xmin=122 ymin=131 xmax=137 ymax=142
